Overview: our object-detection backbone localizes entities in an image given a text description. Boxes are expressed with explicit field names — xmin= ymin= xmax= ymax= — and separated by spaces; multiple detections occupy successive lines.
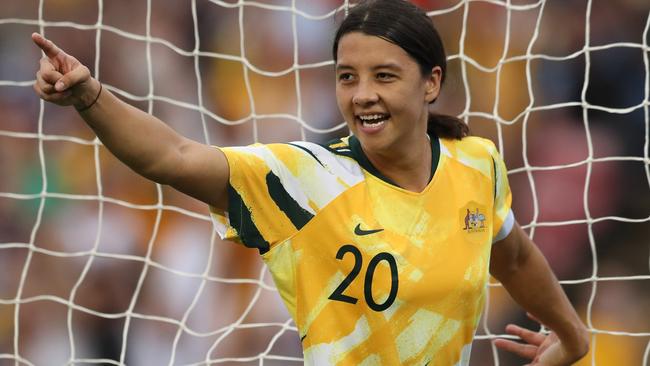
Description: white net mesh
xmin=0 ymin=0 xmax=649 ymax=365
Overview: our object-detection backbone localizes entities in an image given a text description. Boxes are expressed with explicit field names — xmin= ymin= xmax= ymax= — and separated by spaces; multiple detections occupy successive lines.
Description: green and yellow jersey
xmin=210 ymin=134 xmax=514 ymax=366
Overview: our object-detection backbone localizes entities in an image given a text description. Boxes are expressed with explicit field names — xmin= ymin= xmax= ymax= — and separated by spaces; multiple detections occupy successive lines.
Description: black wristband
xmin=76 ymin=83 xmax=102 ymax=112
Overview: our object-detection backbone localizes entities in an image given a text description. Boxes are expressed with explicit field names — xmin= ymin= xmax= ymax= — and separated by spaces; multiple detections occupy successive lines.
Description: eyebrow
xmin=335 ymin=62 xmax=403 ymax=72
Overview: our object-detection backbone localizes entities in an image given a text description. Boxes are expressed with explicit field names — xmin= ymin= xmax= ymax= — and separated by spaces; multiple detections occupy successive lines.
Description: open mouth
xmin=356 ymin=113 xmax=390 ymax=129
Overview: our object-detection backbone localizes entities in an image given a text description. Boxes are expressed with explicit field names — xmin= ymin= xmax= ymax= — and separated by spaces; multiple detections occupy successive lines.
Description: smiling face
xmin=335 ymin=32 xmax=441 ymax=157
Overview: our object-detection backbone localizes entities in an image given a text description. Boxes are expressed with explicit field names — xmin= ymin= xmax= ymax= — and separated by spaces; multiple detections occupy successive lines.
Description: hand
xmin=31 ymin=33 xmax=97 ymax=109
xmin=494 ymin=316 xmax=588 ymax=365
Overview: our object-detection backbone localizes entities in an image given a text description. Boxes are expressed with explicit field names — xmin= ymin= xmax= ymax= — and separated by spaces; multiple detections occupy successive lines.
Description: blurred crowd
xmin=0 ymin=0 xmax=648 ymax=365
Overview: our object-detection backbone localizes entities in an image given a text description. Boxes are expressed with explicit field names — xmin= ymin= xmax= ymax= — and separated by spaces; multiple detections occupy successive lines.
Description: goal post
xmin=0 ymin=0 xmax=648 ymax=365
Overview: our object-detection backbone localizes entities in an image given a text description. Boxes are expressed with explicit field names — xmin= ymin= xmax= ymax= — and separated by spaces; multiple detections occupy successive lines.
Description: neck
xmin=364 ymin=134 xmax=432 ymax=192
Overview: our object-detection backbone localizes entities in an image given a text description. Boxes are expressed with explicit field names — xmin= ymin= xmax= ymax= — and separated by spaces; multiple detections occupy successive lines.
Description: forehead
xmin=336 ymin=32 xmax=416 ymax=69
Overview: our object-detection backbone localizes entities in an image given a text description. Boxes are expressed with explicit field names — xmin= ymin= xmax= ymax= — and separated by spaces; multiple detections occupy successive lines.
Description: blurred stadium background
xmin=0 ymin=0 xmax=648 ymax=365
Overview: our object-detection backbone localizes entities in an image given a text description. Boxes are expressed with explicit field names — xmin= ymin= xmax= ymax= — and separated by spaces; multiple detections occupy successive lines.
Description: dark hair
xmin=332 ymin=0 xmax=469 ymax=140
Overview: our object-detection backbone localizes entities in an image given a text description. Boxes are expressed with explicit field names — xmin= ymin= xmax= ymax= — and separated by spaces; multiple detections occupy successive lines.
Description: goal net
xmin=0 ymin=0 xmax=648 ymax=365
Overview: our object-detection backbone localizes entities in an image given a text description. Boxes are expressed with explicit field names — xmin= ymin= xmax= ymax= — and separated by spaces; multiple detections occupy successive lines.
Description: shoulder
xmin=224 ymin=139 xmax=365 ymax=186
xmin=440 ymin=136 xmax=500 ymax=178
xmin=222 ymin=141 xmax=334 ymax=170
xmin=440 ymin=136 xmax=499 ymax=158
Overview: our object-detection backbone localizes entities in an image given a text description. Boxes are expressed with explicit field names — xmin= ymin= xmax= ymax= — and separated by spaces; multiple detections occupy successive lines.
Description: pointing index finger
xmin=31 ymin=33 xmax=63 ymax=59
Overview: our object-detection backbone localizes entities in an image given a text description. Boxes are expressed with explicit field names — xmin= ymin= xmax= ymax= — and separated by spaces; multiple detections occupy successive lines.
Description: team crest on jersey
xmin=460 ymin=203 xmax=487 ymax=234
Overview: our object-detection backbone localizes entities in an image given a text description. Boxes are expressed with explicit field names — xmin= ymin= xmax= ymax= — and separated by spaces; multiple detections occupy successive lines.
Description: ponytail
xmin=427 ymin=113 xmax=469 ymax=140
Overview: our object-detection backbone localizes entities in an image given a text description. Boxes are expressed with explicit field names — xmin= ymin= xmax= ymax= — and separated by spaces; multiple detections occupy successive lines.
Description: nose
xmin=352 ymin=81 xmax=379 ymax=107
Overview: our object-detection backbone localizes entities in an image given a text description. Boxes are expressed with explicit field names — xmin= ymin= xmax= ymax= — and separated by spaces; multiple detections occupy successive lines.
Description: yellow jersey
xmin=210 ymin=134 xmax=514 ymax=366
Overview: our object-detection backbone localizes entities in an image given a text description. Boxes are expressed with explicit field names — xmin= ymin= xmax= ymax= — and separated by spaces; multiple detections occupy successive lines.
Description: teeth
xmin=358 ymin=114 xmax=386 ymax=121
xmin=362 ymin=120 xmax=386 ymax=128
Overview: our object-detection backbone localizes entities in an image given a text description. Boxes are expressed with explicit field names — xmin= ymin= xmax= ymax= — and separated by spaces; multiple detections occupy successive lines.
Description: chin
xmin=357 ymin=133 xmax=393 ymax=154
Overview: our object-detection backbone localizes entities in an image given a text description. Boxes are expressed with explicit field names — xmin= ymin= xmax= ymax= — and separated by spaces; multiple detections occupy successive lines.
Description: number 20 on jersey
xmin=328 ymin=244 xmax=399 ymax=312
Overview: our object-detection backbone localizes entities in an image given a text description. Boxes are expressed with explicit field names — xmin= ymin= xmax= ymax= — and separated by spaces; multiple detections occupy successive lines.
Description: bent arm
xmin=490 ymin=222 xmax=589 ymax=361
xmin=78 ymin=78 xmax=229 ymax=209
xmin=31 ymin=33 xmax=229 ymax=210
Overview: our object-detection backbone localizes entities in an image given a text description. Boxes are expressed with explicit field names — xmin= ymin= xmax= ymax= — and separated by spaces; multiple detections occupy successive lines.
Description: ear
xmin=424 ymin=66 xmax=442 ymax=104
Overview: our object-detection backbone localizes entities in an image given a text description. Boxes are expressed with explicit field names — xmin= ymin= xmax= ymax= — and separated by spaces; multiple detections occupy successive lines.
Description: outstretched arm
xmin=490 ymin=222 xmax=589 ymax=365
xmin=31 ymin=33 xmax=229 ymax=209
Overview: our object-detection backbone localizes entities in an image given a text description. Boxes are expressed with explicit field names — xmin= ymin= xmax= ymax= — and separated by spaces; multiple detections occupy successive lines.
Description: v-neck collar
xmin=348 ymin=133 xmax=440 ymax=189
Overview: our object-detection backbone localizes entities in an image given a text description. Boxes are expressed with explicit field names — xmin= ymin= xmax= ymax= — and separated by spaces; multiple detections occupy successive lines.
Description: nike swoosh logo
xmin=354 ymin=223 xmax=384 ymax=236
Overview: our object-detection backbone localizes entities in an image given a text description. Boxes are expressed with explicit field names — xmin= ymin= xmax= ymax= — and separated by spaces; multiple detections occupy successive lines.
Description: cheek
xmin=335 ymin=88 xmax=351 ymax=113
xmin=394 ymin=87 xmax=428 ymax=115
xmin=334 ymin=89 xmax=353 ymax=128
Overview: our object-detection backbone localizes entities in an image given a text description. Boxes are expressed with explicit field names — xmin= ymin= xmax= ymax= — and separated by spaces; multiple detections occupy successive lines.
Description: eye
xmin=376 ymin=72 xmax=395 ymax=81
xmin=338 ymin=73 xmax=355 ymax=82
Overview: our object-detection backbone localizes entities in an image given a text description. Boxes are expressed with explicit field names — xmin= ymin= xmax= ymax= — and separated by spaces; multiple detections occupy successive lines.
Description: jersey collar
xmin=348 ymin=133 xmax=440 ymax=188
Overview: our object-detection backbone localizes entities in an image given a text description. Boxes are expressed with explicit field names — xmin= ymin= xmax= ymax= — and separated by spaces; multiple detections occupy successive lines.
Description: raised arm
xmin=490 ymin=222 xmax=590 ymax=365
xmin=31 ymin=33 xmax=229 ymax=210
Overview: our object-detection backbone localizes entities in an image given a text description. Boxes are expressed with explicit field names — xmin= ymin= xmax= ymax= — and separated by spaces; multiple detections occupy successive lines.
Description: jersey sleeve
xmin=491 ymin=147 xmax=515 ymax=243
xmin=209 ymin=143 xmax=316 ymax=254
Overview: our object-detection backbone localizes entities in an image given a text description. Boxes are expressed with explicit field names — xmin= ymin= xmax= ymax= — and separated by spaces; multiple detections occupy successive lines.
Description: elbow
xmin=135 ymin=153 xmax=180 ymax=186
xmin=140 ymin=140 xmax=189 ymax=185
xmin=139 ymin=166 xmax=171 ymax=185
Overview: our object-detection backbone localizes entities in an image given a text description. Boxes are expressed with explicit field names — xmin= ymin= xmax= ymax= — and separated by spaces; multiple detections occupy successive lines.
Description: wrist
xmin=74 ymin=78 xmax=102 ymax=112
xmin=558 ymin=322 xmax=590 ymax=359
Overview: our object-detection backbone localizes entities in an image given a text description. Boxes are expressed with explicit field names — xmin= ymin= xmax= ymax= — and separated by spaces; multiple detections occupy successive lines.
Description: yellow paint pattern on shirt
xmin=211 ymin=137 xmax=513 ymax=366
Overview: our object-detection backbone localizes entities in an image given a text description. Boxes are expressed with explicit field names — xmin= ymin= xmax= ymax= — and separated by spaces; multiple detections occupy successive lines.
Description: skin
xmin=31 ymin=33 xmax=230 ymax=211
xmin=490 ymin=222 xmax=590 ymax=365
xmin=32 ymin=31 xmax=588 ymax=365
xmin=336 ymin=32 xmax=441 ymax=192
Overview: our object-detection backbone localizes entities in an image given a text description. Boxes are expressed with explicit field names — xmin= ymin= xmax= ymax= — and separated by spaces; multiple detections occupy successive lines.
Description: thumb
xmin=54 ymin=65 xmax=90 ymax=92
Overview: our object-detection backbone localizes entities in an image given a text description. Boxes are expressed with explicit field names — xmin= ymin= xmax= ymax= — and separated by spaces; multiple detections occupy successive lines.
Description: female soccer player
xmin=31 ymin=0 xmax=588 ymax=364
